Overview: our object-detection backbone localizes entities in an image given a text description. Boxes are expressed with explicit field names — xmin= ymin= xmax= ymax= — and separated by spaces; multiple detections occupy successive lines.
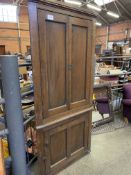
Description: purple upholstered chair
xmin=96 ymin=97 xmax=110 ymax=118
xmin=122 ymin=83 xmax=131 ymax=122
xmin=94 ymin=84 xmax=112 ymax=118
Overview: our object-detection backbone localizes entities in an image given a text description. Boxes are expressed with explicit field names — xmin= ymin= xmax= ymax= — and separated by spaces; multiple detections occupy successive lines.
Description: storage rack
xmin=95 ymin=71 xmax=131 ymax=77
xmin=95 ymin=55 xmax=131 ymax=88
xmin=0 ymin=55 xmax=35 ymax=175
xmin=93 ymin=83 xmax=123 ymax=127
xmin=97 ymin=55 xmax=131 ymax=69
xmin=93 ymin=56 xmax=130 ymax=127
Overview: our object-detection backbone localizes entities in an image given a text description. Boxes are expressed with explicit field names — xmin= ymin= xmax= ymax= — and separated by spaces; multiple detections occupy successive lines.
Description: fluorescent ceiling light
xmin=107 ymin=11 xmax=119 ymax=18
xmin=96 ymin=22 xmax=102 ymax=26
xmin=87 ymin=4 xmax=101 ymax=12
xmin=94 ymin=0 xmax=114 ymax=6
xmin=64 ymin=0 xmax=82 ymax=6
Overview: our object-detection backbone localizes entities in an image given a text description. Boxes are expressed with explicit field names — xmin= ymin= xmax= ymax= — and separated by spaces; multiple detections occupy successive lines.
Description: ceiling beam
xmin=116 ymin=0 xmax=131 ymax=19
xmin=13 ymin=0 xmax=24 ymax=5
xmin=14 ymin=0 xmax=20 ymax=4
xmin=97 ymin=13 xmax=110 ymax=25
xmin=82 ymin=0 xmax=109 ymax=25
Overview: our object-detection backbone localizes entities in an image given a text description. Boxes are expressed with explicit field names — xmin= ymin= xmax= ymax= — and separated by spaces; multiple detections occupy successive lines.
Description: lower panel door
xmin=43 ymin=112 xmax=91 ymax=174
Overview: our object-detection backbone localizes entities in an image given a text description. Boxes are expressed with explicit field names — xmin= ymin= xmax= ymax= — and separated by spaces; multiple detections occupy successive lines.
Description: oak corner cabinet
xmin=28 ymin=0 xmax=96 ymax=174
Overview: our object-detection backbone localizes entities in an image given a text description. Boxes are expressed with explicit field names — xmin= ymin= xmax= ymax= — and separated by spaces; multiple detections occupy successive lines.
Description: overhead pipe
xmin=106 ymin=25 xmax=110 ymax=50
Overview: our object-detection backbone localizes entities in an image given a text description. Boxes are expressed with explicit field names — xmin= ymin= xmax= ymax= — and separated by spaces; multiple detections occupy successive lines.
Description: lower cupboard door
xmin=43 ymin=112 xmax=91 ymax=174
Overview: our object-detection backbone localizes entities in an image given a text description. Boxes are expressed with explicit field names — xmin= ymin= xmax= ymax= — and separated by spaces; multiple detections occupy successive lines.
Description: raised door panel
xmin=45 ymin=125 xmax=68 ymax=174
xmin=71 ymin=26 xmax=87 ymax=103
xmin=46 ymin=21 xmax=66 ymax=109
xmin=69 ymin=18 xmax=92 ymax=109
xmin=38 ymin=10 xmax=69 ymax=118
xmin=68 ymin=113 xmax=89 ymax=156
xmin=50 ymin=129 xmax=67 ymax=166
xmin=70 ymin=122 xmax=84 ymax=154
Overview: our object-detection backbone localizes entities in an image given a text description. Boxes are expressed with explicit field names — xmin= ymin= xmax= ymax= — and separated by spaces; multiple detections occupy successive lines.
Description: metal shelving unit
xmin=93 ymin=55 xmax=129 ymax=127
xmin=0 ymin=55 xmax=35 ymax=175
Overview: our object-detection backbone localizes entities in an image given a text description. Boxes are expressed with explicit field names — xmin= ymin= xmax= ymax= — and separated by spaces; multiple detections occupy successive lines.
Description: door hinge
xmin=68 ymin=64 xmax=73 ymax=70
xmin=43 ymin=156 xmax=47 ymax=161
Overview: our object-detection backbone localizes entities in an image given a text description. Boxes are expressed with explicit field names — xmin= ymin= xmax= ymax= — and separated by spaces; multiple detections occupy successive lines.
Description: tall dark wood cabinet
xmin=28 ymin=1 xmax=96 ymax=174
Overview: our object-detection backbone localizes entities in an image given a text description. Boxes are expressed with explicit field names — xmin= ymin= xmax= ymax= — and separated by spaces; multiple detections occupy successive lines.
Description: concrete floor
xmin=31 ymin=124 xmax=131 ymax=175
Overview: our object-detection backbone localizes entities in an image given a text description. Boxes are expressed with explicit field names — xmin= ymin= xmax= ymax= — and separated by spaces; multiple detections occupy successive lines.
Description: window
xmin=94 ymin=0 xmax=114 ymax=6
xmin=26 ymin=46 xmax=31 ymax=53
xmin=0 ymin=4 xmax=17 ymax=23
xmin=95 ymin=44 xmax=101 ymax=54
xmin=0 ymin=45 xmax=5 ymax=55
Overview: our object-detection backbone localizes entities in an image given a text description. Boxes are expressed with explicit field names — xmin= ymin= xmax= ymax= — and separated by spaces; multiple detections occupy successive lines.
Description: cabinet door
xmin=69 ymin=17 xmax=92 ymax=109
xmin=44 ymin=112 xmax=90 ymax=174
xmin=38 ymin=10 xmax=69 ymax=118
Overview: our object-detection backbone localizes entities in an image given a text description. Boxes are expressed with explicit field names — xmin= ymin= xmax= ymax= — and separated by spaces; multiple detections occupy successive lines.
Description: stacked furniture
xmin=95 ymin=55 xmax=131 ymax=85
xmin=28 ymin=0 xmax=96 ymax=174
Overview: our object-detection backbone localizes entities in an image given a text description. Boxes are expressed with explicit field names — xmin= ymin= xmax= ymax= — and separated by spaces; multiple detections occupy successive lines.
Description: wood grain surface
xmin=0 ymin=139 xmax=5 ymax=175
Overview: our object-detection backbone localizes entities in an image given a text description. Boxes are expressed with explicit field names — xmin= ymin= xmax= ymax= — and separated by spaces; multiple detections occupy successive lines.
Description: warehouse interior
xmin=1 ymin=0 xmax=131 ymax=175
